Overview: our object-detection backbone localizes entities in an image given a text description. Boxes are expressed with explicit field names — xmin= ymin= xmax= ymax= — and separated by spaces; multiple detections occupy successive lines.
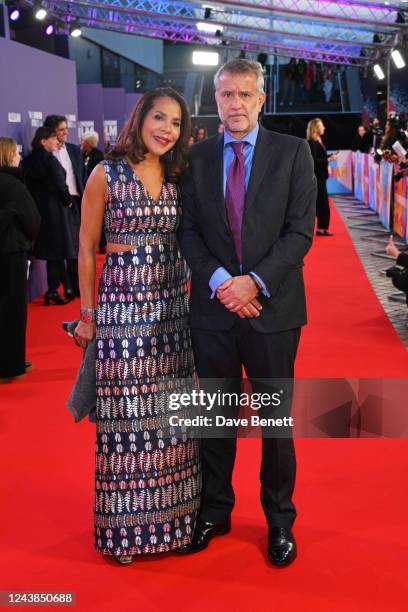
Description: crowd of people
xmin=351 ymin=114 xmax=408 ymax=176
xmin=279 ymin=59 xmax=340 ymax=107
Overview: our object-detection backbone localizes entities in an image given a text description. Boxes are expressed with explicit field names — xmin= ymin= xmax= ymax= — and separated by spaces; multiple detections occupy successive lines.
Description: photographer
xmin=385 ymin=236 xmax=408 ymax=309
xmin=367 ymin=116 xmax=383 ymax=151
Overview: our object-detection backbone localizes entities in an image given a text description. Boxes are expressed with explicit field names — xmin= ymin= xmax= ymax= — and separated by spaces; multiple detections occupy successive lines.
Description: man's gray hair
xmin=214 ymin=59 xmax=265 ymax=92
xmin=81 ymin=130 xmax=99 ymax=147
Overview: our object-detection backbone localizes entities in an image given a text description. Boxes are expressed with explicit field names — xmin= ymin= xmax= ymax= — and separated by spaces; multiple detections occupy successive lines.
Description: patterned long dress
xmin=94 ymin=158 xmax=201 ymax=557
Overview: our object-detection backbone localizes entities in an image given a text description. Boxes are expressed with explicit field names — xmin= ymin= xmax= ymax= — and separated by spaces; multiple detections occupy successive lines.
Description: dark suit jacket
xmin=66 ymin=142 xmax=84 ymax=196
xmin=307 ymin=139 xmax=329 ymax=180
xmin=83 ymin=148 xmax=104 ymax=183
xmin=180 ymin=125 xmax=317 ymax=333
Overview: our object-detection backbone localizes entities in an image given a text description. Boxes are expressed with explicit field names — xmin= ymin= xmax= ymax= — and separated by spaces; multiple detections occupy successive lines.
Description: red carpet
xmin=1 ymin=202 xmax=407 ymax=611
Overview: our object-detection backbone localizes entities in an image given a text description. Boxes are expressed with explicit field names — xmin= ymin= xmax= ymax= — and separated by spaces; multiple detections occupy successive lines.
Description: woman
xmin=306 ymin=118 xmax=338 ymax=236
xmin=352 ymin=125 xmax=370 ymax=153
xmin=25 ymin=127 xmax=79 ymax=304
xmin=193 ymin=124 xmax=207 ymax=142
xmin=0 ymin=138 xmax=40 ymax=382
xmin=74 ymin=88 xmax=201 ymax=564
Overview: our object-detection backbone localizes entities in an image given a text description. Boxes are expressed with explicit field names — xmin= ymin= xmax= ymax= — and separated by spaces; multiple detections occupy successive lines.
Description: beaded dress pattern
xmin=95 ymin=158 xmax=201 ymax=556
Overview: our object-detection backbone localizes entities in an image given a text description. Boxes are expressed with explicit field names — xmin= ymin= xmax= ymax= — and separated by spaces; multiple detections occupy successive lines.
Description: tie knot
xmin=230 ymin=141 xmax=244 ymax=157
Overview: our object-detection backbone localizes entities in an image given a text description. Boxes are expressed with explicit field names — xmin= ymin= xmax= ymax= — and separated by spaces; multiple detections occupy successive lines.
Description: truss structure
xmin=21 ymin=0 xmax=407 ymax=65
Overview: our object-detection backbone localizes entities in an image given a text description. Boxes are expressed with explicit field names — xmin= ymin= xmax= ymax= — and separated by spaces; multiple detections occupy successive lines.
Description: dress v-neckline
xmin=125 ymin=158 xmax=165 ymax=206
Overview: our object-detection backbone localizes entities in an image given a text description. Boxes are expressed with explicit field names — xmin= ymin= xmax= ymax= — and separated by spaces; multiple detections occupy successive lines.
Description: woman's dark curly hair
xmin=107 ymin=87 xmax=191 ymax=182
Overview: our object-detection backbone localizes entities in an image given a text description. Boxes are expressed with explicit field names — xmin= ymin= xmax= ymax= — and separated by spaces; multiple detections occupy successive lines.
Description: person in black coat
xmin=351 ymin=125 xmax=371 ymax=153
xmin=80 ymin=131 xmax=105 ymax=252
xmin=0 ymin=137 xmax=40 ymax=381
xmin=43 ymin=115 xmax=83 ymax=296
xmin=306 ymin=118 xmax=338 ymax=236
xmin=24 ymin=127 xmax=79 ymax=305
xmin=80 ymin=131 xmax=104 ymax=184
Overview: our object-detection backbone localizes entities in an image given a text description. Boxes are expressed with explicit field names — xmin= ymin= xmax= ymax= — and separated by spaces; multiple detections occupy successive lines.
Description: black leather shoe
xmin=44 ymin=291 xmax=68 ymax=306
xmin=174 ymin=518 xmax=231 ymax=555
xmin=268 ymin=527 xmax=297 ymax=567
xmin=64 ymin=289 xmax=75 ymax=302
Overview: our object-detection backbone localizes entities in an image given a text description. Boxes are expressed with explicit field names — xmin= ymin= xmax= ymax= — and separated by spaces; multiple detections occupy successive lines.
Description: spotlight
xmin=373 ymin=64 xmax=385 ymax=80
xmin=45 ymin=23 xmax=54 ymax=35
xmin=34 ymin=4 xmax=47 ymax=20
xmin=9 ymin=8 xmax=20 ymax=21
xmin=204 ymin=7 xmax=211 ymax=19
xmin=391 ymin=49 xmax=405 ymax=69
xmin=70 ymin=25 xmax=82 ymax=37
xmin=192 ymin=51 xmax=219 ymax=66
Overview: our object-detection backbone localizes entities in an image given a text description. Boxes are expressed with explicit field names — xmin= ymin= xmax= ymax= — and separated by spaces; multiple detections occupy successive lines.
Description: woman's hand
xmin=74 ymin=320 xmax=96 ymax=349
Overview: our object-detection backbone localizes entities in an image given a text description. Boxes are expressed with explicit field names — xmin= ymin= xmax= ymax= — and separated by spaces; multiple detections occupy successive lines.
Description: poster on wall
xmin=66 ymin=114 xmax=77 ymax=129
xmin=28 ymin=111 xmax=43 ymax=127
xmin=8 ymin=112 xmax=21 ymax=123
xmin=78 ymin=120 xmax=95 ymax=139
xmin=104 ymin=120 xmax=118 ymax=146
xmin=393 ymin=176 xmax=408 ymax=243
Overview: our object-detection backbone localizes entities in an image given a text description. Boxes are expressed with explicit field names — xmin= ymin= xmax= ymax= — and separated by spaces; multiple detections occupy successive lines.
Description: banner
xmin=393 ymin=176 xmax=408 ymax=242
xmin=368 ymin=156 xmax=381 ymax=214
xmin=354 ymin=153 xmax=393 ymax=226
xmin=354 ymin=152 xmax=364 ymax=202
xmin=327 ymin=150 xmax=353 ymax=194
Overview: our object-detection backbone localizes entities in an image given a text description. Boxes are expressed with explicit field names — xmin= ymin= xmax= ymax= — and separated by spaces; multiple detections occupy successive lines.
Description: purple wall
xmin=0 ymin=37 xmax=79 ymax=152
xmin=125 ymin=93 xmax=143 ymax=121
xmin=77 ymin=83 xmax=104 ymax=145
xmin=103 ymin=87 xmax=126 ymax=135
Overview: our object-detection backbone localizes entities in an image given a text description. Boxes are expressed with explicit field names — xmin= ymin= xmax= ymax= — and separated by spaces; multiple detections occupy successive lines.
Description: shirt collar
xmin=223 ymin=122 xmax=259 ymax=148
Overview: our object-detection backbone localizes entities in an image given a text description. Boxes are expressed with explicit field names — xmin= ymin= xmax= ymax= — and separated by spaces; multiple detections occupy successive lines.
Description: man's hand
xmin=236 ymin=299 xmax=263 ymax=318
xmin=217 ymin=275 xmax=260 ymax=312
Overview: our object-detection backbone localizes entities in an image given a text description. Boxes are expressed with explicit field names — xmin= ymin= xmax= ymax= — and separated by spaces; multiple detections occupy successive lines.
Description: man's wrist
xmin=249 ymin=273 xmax=261 ymax=293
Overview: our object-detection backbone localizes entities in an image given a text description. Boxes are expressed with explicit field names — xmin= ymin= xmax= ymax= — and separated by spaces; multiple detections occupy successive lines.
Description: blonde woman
xmin=0 ymin=137 xmax=40 ymax=381
xmin=306 ymin=118 xmax=338 ymax=236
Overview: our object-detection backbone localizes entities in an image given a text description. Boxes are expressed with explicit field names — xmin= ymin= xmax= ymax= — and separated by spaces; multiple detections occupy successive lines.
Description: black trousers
xmin=0 ymin=252 xmax=27 ymax=377
xmin=191 ymin=320 xmax=300 ymax=528
xmin=316 ymin=179 xmax=330 ymax=230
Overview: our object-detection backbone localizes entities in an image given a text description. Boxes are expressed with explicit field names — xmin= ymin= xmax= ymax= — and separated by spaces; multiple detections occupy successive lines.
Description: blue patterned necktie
xmin=225 ymin=141 xmax=245 ymax=264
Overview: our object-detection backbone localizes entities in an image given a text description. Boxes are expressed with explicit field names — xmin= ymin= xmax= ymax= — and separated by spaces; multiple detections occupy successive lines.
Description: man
xmin=80 ymin=131 xmax=104 ymax=184
xmin=43 ymin=115 xmax=83 ymax=297
xmin=177 ymin=59 xmax=316 ymax=566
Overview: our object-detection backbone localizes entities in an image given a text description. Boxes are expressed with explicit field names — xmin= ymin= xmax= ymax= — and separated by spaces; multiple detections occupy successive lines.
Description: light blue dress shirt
xmin=209 ymin=123 xmax=270 ymax=298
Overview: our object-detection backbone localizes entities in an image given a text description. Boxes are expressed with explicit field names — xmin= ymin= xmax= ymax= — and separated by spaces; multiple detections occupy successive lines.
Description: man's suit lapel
xmin=206 ymin=135 xmax=227 ymax=227
xmin=245 ymin=126 xmax=275 ymax=212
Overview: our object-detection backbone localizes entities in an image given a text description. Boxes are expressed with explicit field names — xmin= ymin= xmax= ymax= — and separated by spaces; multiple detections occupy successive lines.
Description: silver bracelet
xmin=80 ymin=308 xmax=96 ymax=323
